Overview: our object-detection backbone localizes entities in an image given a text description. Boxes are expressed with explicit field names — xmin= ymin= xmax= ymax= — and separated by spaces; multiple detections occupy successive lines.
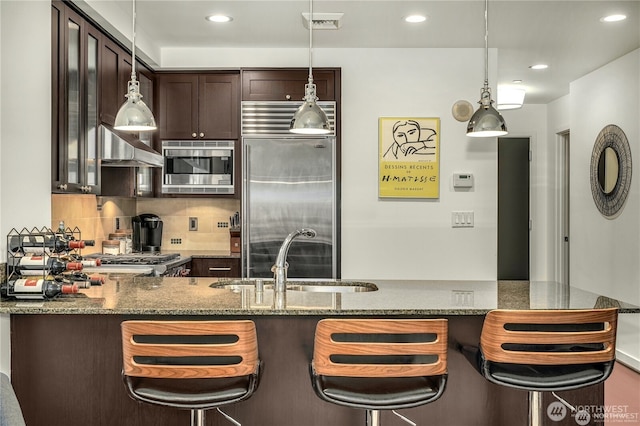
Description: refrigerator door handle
xmin=242 ymin=142 xmax=250 ymax=278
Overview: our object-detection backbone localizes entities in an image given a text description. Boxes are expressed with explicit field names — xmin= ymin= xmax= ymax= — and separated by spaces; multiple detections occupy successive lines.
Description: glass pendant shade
xmin=114 ymin=80 xmax=156 ymax=132
xmin=467 ymin=88 xmax=507 ymax=137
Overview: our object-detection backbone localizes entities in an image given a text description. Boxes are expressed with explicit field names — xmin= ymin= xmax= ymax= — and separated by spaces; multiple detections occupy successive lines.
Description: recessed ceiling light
xmin=404 ymin=15 xmax=427 ymax=23
xmin=206 ymin=14 xmax=233 ymax=23
xmin=600 ymin=14 xmax=627 ymax=23
xmin=512 ymin=79 xmax=523 ymax=84
xmin=529 ymin=64 xmax=548 ymax=70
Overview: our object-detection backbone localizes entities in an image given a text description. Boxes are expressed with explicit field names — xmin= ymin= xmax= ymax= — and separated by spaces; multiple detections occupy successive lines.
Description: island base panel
xmin=11 ymin=315 xmax=602 ymax=425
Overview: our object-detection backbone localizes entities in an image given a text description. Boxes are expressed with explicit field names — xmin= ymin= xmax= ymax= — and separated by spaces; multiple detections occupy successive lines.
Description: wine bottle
xmin=16 ymin=255 xmax=83 ymax=276
xmin=79 ymin=258 xmax=101 ymax=267
xmin=54 ymin=254 xmax=101 ymax=267
xmin=59 ymin=272 xmax=105 ymax=286
xmin=1 ymin=279 xmax=79 ymax=300
xmin=9 ymin=234 xmax=88 ymax=254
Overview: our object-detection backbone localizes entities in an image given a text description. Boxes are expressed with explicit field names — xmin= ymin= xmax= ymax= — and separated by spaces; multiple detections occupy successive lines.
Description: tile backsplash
xmin=51 ymin=194 xmax=240 ymax=253
xmin=51 ymin=194 xmax=136 ymax=255
xmin=136 ymin=198 xmax=240 ymax=251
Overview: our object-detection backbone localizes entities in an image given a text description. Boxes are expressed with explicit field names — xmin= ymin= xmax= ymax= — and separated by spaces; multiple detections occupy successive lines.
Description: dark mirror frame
xmin=590 ymin=124 xmax=632 ymax=218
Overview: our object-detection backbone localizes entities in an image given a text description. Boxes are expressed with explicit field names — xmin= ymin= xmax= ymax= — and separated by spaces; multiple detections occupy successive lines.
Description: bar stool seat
xmin=123 ymin=375 xmax=258 ymax=409
xmin=482 ymin=361 xmax=612 ymax=390
xmin=121 ymin=320 xmax=261 ymax=426
xmin=310 ymin=318 xmax=448 ymax=426
xmin=315 ymin=375 xmax=444 ymax=409
xmin=461 ymin=308 xmax=618 ymax=426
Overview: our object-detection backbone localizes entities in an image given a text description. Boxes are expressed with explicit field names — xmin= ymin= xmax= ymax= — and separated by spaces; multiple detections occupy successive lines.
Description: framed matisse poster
xmin=378 ymin=117 xmax=440 ymax=199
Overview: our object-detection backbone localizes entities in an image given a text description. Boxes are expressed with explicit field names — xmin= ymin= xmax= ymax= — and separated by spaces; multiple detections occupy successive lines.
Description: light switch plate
xmin=452 ymin=211 xmax=474 ymax=228
xmin=189 ymin=217 xmax=198 ymax=231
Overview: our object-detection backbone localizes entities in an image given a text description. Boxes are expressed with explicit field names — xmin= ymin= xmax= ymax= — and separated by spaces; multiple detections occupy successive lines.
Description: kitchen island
xmin=1 ymin=277 xmax=637 ymax=426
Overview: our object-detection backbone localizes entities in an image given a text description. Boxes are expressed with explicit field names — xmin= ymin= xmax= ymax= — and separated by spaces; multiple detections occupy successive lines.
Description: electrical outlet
xmin=170 ymin=238 xmax=182 ymax=245
xmin=114 ymin=217 xmax=120 ymax=230
xmin=189 ymin=217 xmax=198 ymax=231
xmin=217 ymin=222 xmax=229 ymax=228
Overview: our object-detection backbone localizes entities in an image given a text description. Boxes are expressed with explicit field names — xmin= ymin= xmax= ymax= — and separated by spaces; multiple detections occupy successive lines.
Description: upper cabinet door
xmin=198 ymin=73 xmax=239 ymax=140
xmin=241 ymin=69 xmax=337 ymax=101
xmin=51 ymin=2 xmax=102 ymax=194
xmin=100 ymin=38 xmax=135 ymax=127
xmin=157 ymin=73 xmax=239 ymax=140
xmin=157 ymin=74 xmax=199 ymax=140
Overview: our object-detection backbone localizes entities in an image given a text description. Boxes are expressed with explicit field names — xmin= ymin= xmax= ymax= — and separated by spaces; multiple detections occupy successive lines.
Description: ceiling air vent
xmin=302 ymin=12 xmax=344 ymax=30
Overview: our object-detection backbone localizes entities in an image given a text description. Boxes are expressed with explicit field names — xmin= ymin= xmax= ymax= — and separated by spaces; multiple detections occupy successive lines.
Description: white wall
xmin=0 ymin=0 xmax=52 ymax=376
xmin=558 ymin=50 xmax=640 ymax=368
xmin=163 ymin=46 xmax=552 ymax=281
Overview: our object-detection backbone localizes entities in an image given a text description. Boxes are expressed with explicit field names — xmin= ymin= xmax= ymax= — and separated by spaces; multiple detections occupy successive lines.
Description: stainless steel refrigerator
xmin=241 ymin=101 xmax=339 ymax=279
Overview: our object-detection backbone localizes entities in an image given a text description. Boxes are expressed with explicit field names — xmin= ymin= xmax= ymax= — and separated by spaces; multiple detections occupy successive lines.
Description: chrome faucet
xmin=273 ymin=228 xmax=317 ymax=293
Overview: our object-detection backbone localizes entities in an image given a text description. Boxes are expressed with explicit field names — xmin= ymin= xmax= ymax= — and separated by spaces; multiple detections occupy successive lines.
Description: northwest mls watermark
xmin=547 ymin=401 xmax=639 ymax=424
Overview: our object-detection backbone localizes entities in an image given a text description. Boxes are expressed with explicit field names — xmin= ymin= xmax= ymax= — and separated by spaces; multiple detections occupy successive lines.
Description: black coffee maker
xmin=132 ymin=214 xmax=163 ymax=252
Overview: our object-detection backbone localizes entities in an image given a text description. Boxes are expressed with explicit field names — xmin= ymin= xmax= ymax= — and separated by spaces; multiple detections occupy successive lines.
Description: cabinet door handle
xmin=209 ymin=267 xmax=231 ymax=271
xmin=199 ymin=132 xmax=205 ymax=138
xmin=192 ymin=132 xmax=197 ymax=138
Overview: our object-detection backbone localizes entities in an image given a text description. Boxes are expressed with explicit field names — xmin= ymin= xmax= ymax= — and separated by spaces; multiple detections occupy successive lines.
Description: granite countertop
xmin=178 ymin=250 xmax=240 ymax=259
xmin=0 ymin=276 xmax=638 ymax=315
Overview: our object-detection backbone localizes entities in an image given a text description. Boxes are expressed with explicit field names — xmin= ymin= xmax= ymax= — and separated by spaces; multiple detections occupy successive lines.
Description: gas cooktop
xmin=85 ymin=252 xmax=181 ymax=265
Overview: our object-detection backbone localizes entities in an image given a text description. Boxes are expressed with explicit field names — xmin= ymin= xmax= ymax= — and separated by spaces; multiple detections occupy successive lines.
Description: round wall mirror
xmin=590 ymin=124 xmax=631 ymax=218
xmin=597 ymin=147 xmax=619 ymax=194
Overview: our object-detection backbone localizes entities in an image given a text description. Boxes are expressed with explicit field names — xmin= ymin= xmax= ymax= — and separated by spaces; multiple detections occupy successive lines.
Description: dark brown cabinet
xmin=51 ymin=1 xmax=101 ymax=195
xmin=241 ymin=68 xmax=339 ymax=101
xmin=190 ymin=257 xmax=240 ymax=278
xmin=52 ymin=1 xmax=157 ymax=197
xmin=100 ymin=37 xmax=128 ymax=127
xmin=157 ymin=73 xmax=239 ymax=140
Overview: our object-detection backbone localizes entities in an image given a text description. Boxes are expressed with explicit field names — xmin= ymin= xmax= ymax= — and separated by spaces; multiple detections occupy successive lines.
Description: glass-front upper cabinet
xmin=52 ymin=1 xmax=101 ymax=194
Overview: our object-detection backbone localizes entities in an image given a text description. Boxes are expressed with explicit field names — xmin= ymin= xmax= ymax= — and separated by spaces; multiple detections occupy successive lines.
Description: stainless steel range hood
xmin=100 ymin=124 xmax=163 ymax=167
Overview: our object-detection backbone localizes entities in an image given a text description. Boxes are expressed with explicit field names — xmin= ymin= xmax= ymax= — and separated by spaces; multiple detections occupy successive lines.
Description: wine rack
xmin=6 ymin=225 xmax=83 ymax=280
xmin=3 ymin=224 xmax=101 ymax=300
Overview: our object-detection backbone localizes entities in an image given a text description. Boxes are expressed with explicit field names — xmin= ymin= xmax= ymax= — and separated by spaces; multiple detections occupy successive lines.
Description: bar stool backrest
xmin=480 ymin=308 xmax=618 ymax=366
xmin=312 ymin=318 xmax=448 ymax=378
xmin=121 ymin=320 xmax=259 ymax=379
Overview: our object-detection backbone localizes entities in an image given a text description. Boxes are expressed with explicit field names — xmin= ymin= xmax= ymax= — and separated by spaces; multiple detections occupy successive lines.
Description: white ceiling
xmin=76 ymin=0 xmax=640 ymax=105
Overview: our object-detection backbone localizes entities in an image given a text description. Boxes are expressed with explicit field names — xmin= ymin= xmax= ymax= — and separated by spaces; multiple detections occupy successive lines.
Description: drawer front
xmin=191 ymin=257 xmax=240 ymax=277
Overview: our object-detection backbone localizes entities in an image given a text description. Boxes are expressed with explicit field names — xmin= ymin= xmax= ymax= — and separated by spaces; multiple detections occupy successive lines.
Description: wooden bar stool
xmin=463 ymin=308 xmax=618 ymax=426
xmin=310 ymin=318 xmax=448 ymax=426
xmin=121 ymin=320 xmax=261 ymax=426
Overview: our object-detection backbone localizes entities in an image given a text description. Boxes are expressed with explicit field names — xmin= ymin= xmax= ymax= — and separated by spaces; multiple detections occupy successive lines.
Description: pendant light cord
xmin=308 ymin=0 xmax=313 ymax=84
xmin=483 ymin=0 xmax=489 ymax=89
xmin=130 ymin=0 xmax=137 ymax=82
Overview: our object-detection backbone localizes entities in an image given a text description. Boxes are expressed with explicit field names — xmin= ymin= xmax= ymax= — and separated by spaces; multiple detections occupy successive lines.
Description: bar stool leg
xmin=190 ymin=409 xmax=205 ymax=426
xmin=216 ymin=407 xmax=242 ymax=426
xmin=366 ymin=409 xmax=380 ymax=426
xmin=528 ymin=391 xmax=543 ymax=426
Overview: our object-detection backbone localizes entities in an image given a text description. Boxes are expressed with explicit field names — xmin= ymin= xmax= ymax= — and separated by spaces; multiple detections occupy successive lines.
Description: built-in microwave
xmin=162 ymin=140 xmax=234 ymax=194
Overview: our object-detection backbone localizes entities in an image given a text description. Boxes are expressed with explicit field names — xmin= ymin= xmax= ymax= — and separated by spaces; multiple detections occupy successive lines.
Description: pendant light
xmin=466 ymin=0 xmax=507 ymax=138
xmin=289 ymin=0 xmax=331 ymax=135
xmin=114 ymin=0 xmax=157 ymax=132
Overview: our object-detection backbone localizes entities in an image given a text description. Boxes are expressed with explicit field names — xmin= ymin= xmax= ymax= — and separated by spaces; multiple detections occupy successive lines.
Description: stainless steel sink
xmin=210 ymin=279 xmax=378 ymax=293
xmin=288 ymin=283 xmax=377 ymax=293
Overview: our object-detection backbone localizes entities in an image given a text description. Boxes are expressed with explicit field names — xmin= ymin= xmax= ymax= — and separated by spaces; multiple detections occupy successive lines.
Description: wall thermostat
xmin=453 ymin=173 xmax=474 ymax=188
